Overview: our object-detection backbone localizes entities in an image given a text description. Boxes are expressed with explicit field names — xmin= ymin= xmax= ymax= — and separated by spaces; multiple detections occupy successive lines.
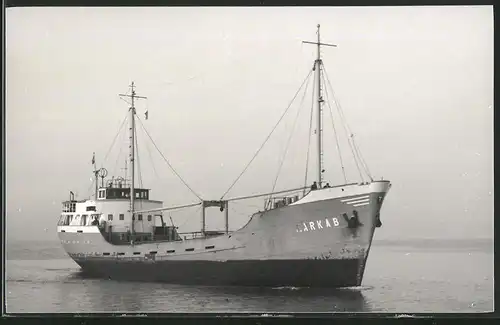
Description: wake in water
xmin=272 ymin=286 xmax=301 ymax=290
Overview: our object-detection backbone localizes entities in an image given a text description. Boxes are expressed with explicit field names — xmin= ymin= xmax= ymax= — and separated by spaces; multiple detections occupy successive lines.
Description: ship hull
xmin=75 ymin=258 xmax=363 ymax=287
xmin=58 ymin=181 xmax=391 ymax=288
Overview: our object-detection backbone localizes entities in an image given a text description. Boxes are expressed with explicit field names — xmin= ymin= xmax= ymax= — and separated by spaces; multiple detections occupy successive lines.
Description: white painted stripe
xmin=57 ymin=226 xmax=101 ymax=233
xmin=344 ymin=198 xmax=370 ymax=205
xmin=341 ymin=195 xmax=370 ymax=203
xmin=352 ymin=202 xmax=370 ymax=207
xmin=290 ymin=181 xmax=391 ymax=206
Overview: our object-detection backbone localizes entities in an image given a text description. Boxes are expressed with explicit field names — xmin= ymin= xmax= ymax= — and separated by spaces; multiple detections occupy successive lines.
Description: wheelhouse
xmin=97 ymin=187 xmax=150 ymax=200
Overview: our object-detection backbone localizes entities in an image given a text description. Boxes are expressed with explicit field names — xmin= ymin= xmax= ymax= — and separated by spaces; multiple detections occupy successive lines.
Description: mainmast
xmin=119 ymin=82 xmax=147 ymax=238
xmin=303 ymin=24 xmax=337 ymax=188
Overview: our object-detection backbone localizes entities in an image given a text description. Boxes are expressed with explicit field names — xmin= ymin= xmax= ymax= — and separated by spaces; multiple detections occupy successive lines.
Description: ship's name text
xmin=296 ymin=217 xmax=340 ymax=233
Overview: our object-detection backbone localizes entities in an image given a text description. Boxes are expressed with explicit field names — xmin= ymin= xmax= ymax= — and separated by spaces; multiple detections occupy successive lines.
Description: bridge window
xmin=60 ymin=215 xmax=71 ymax=226
xmin=62 ymin=202 xmax=77 ymax=212
xmin=185 ymin=248 xmax=194 ymax=252
xmin=138 ymin=214 xmax=143 ymax=221
xmin=147 ymin=215 xmax=152 ymax=221
xmin=86 ymin=206 xmax=96 ymax=211
xmin=108 ymin=214 xmax=113 ymax=221
xmin=119 ymin=214 xmax=124 ymax=220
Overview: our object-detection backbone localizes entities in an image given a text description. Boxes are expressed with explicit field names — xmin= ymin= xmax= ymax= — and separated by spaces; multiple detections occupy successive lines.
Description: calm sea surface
xmin=5 ymin=238 xmax=493 ymax=313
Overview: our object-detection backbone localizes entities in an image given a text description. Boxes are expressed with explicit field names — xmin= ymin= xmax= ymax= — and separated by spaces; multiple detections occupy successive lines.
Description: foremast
xmin=119 ymin=82 xmax=147 ymax=239
xmin=303 ymin=24 xmax=337 ymax=188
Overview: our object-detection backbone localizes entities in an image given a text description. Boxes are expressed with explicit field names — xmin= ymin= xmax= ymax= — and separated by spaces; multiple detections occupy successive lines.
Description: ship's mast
xmin=303 ymin=24 xmax=336 ymax=188
xmin=315 ymin=26 xmax=323 ymax=188
xmin=119 ymin=82 xmax=147 ymax=239
xmin=92 ymin=152 xmax=98 ymax=200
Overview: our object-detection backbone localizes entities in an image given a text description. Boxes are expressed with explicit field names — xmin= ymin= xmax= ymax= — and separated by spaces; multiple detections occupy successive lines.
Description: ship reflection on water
xmin=196 ymin=285 xmax=370 ymax=313
xmin=72 ymin=271 xmax=369 ymax=313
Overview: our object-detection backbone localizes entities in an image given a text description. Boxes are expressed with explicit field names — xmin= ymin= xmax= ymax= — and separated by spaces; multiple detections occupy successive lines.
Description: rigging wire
xmin=119 ymin=96 xmax=131 ymax=107
xmin=351 ymin=134 xmax=373 ymax=181
xmin=322 ymin=63 xmax=373 ymax=181
xmin=135 ymin=115 xmax=203 ymax=201
xmin=220 ymin=67 xmax=315 ymax=200
xmin=102 ymin=111 xmax=129 ymax=167
xmin=322 ymin=77 xmax=364 ymax=183
xmin=143 ymin=130 xmax=160 ymax=179
xmin=113 ymin=125 xmax=127 ymax=179
xmin=302 ymin=71 xmax=317 ymax=194
xmin=87 ymin=111 xmax=129 ymax=195
xmin=323 ymin=64 xmax=372 ymax=181
xmin=137 ymin=97 xmax=160 ymax=180
xmin=320 ymin=67 xmax=348 ymax=184
xmin=134 ymin=120 xmax=144 ymax=190
xmin=267 ymin=71 xmax=313 ymax=205
xmin=112 ymin=125 xmax=126 ymax=178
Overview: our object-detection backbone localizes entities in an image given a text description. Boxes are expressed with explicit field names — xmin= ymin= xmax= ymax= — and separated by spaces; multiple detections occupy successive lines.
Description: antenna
xmin=119 ymin=82 xmax=147 ymax=239
xmin=302 ymin=24 xmax=337 ymax=188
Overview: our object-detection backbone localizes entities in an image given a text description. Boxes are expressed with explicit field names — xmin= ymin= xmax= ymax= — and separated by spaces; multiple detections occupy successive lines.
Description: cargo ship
xmin=57 ymin=25 xmax=391 ymax=287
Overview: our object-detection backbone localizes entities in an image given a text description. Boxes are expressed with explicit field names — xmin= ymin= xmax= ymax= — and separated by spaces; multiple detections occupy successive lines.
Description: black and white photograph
xmin=5 ymin=5 xmax=493 ymax=314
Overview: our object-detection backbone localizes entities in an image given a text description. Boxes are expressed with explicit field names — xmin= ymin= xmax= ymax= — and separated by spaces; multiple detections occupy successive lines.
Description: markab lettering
xmin=296 ymin=216 xmax=343 ymax=233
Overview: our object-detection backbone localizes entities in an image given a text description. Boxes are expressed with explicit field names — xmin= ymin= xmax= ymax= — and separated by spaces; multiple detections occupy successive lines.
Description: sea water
xmin=5 ymin=238 xmax=493 ymax=313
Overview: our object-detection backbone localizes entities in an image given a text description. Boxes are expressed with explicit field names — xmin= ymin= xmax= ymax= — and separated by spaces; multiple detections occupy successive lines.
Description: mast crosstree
xmin=302 ymin=24 xmax=337 ymax=188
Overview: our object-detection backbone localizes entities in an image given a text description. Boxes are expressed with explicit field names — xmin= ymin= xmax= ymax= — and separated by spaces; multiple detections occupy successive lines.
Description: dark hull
xmin=75 ymin=258 xmax=363 ymax=287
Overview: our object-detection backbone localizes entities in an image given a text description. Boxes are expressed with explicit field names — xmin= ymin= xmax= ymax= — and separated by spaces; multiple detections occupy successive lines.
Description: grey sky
xmin=6 ymin=6 xmax=493 ymax=241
